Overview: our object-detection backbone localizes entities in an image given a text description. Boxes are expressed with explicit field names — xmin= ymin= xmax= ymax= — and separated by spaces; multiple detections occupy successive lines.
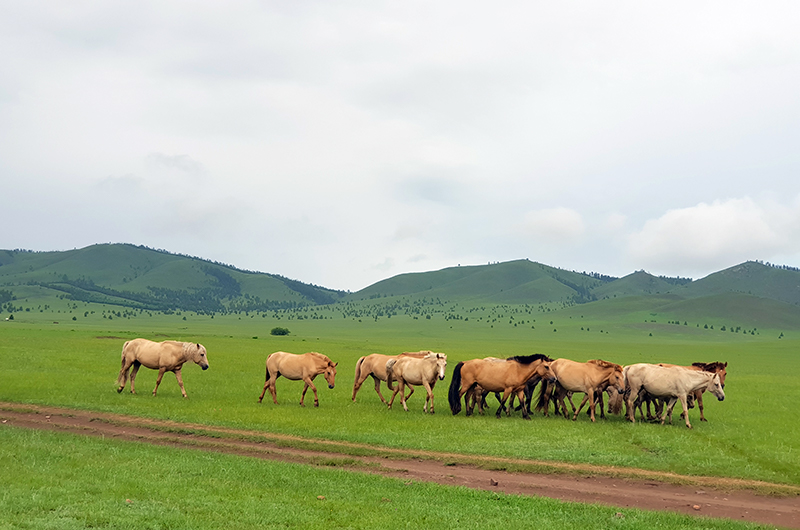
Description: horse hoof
xmin=117 ymin=387 xmax=123 ymax=394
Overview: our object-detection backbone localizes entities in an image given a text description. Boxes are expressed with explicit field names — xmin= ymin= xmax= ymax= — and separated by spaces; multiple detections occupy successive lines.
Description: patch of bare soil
xmin=1 ymin=402 xmax=798 ymax=528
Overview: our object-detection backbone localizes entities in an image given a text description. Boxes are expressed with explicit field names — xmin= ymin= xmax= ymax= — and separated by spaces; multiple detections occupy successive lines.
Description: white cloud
xmin=520 ymin=208 xmax=585 ymax=245
xmin=627 ymin=197 xmax=800 ymax=275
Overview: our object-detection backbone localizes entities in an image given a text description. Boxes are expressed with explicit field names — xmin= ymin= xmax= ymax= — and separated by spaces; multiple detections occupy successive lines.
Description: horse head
xmin=538 ymin=361 xmax=557 ymax=384
xmin=609 ymin=368 xmax=625 ymax=394
xmin=435 ymin=353 xmax=447 ymax=380
xmin=707 ymin=373 xmax=725 ymax=402
xmin=192 ymin=343 xmax=209 ymax=370
xmin=324 ymin=361 xmax=338 ymax=389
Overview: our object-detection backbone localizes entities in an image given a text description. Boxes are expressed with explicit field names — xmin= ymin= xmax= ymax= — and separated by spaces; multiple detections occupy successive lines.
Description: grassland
xmin=1 ymin=297 xmax=798 ymax=488
xmin=0 ymin=426 xmax=770 ymax=530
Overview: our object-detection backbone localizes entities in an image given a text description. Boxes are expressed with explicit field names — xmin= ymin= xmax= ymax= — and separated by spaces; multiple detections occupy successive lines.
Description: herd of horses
xmin=115 ymin=339 xmax=727 ymax=428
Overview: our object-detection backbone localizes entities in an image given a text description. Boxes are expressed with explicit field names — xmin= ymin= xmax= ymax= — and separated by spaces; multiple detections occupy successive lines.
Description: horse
xmin=536 ymin=359 xmax=624 ymax=422
xmin=385 ymin=352 xmax=447 ymax=413
xmin=351 ymin=351 xmax=429 ymax=404
xmin=624 ymin=363 xmax=725 ymax=428
xmin=468 ymin=356 xmax=555 ymax=416
xmin=658 ymin=362 xmax=727 ymax=422
xmin=116 ymin=338 xmax=209 ymax=398
xmin=258 ymin=352 xmax=338 ymax=407
xmin=449 ymin=354 xmax=555 ymax=420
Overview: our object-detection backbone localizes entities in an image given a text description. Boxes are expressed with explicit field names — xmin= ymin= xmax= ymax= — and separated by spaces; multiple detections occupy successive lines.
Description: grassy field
xmin=0 ymin=426 xmax=771 ymax=530
xmin=1 ymin=298 xmax=798 ymax=487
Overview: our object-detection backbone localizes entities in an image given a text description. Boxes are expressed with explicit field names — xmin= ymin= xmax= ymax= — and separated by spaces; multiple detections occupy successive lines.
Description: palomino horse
xmin=624 ymin=363 xmax=725 ymax=429
xmin=449 ymin=354 xmax=555 ymax=420
xmin=386 ymin=352 xmax=447 ymax=413
xmin=258 ymin=352 xmax=338 ymax=407
xmin=352 ymin=351 xmax=428 ymax=404
xmin=658 ymin=362 xmax=727 ymax=422
xmin=536 ymin=359 xmax=624 ymax=422
xmin=116 ymin=338 xmax=209 ymax=398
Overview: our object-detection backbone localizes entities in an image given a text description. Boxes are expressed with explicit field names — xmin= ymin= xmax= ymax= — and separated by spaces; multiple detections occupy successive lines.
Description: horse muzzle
xmin=328 ymin=384 xmax=334 ymax=389
xmin=717 ymin=395 xmax=724 ymax=402
xmin=201 ymin=364 xmax=209 ymax=371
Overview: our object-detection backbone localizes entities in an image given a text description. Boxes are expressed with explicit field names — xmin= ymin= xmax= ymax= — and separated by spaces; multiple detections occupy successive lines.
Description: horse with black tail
xmin=448 ymin=354 xmax=556 ymax=420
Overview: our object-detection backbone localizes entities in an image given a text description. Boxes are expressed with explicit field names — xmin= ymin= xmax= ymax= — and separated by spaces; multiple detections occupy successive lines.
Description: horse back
xmin=123 ymin=338 xmax=185 ymax=370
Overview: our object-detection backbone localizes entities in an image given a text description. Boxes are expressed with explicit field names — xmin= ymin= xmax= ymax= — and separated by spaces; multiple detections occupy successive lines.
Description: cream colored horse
xmin=624 ymin=363 xmax=725 ymax=428
xmin=258 ymin=351 xmax=338 ymax=407
xmin=116 ymin=339 xmax=209 ymax=398
xmin=386 ymin=352 xmax=447 ymax=413
xmin=351 ymin=351 xmax=428 ymax=404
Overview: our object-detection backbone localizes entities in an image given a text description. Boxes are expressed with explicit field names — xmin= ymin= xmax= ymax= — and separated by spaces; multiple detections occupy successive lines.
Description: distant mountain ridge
xmin=2 ymin=245 xmax=799 ymax=323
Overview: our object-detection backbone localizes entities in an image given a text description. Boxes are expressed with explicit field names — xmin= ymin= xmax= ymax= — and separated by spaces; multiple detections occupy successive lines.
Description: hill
xmin=0 ymin=244 xmax=345 ymax=313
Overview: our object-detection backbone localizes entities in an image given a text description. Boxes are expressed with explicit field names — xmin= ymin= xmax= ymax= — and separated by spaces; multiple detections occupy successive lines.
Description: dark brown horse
xmin=449 ymin=354 xmax=555 ymax=420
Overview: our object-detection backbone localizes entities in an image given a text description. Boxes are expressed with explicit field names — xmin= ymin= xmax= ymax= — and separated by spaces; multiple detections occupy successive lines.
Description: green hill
xmin=2 ymin=245 xmax=799 ymax=330
xmin=0 ymin=244 xmax=345 ymax=313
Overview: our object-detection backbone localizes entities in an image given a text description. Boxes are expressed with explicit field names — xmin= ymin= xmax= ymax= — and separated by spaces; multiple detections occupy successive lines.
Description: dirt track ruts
xmin=1 ymin=402 xmax=798 ymax=528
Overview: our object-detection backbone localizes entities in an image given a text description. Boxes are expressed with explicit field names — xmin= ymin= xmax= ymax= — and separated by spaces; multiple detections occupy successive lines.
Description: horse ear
xmin=334 ymin=362 xmax=338 ymax=367
xmin=724 ymin=362 xmax=728 ymax=367
xmin=197 ymin=343 xmax=201 ymax=349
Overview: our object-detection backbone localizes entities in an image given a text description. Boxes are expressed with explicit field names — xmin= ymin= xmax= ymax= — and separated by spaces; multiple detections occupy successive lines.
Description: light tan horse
xmin=351 ymin=351 xmax=428 ymax=404
xmin=658 ymin=362 xmax=727 ymax=422
xmin=116 ymin=338 xmax=209 ymax=398
xmin=536 ymin=359 xmax=624 ymax=422
xmin=258 ymin=352 xmax=338 ymax=407
xmin=449 ymin=354 xmax=556 ymax=420
xmin=624 ymin=363 xmax=725 ymax=428
xmin=386 ymin=352 xmax=447 ymax=413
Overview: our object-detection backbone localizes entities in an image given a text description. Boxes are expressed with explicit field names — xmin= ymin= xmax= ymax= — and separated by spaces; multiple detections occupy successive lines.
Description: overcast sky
xmin=2 ymin=2 xmax=800 ymax=291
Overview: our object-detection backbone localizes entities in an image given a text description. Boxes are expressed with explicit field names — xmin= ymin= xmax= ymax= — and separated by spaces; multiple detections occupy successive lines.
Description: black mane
xmin=506 ymin=353 xmax=552 ymax=364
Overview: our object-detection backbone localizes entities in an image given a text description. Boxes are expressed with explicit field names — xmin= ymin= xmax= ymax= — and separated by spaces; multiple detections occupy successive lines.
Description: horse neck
xmin=518 ymin=361 xmax=542 ymax=381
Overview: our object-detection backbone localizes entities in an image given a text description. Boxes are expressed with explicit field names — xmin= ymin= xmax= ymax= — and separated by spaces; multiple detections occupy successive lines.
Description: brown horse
xmin=624 ymin=363 xmax=725 ymax=428
xmin=658 ymin=362 xmax=727 ymax=421
xmin=351 ymin=351 xmax=428 ymax=404
xmin=449 ymin=354 xmax=555 ymax=420
xmin=386 ymin=352 xmax=447 ymax=413
xmin=258 ymin=352 xmax=338 ymax=407
xmin=536 ymin=359 xmax=624 ymax=422
xmin=116 ymin=338 xmax=209 ymax=398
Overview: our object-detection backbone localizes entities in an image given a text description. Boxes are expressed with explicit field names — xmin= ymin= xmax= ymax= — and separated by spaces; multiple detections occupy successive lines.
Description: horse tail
xmin=117 ymin=341 xmax=131 ymax=387
xmin=535 ymin=379 xmax=551 ymax=412
xmin=264 ymin=354 xmax=272 ymax=383
xmin=448 ymin=362 xmax=464 ymax=415
xmin=385 ymin=358 xmax=398 ymax=390
xmin=354 ymin=356 xmax=365 ymax=384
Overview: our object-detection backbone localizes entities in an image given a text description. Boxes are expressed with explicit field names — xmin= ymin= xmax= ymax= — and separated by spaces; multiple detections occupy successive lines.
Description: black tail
xmin=448 ymin=362 xmax=464 ymax=415
xmin=536 ymin=379 xmax=551 ymax=412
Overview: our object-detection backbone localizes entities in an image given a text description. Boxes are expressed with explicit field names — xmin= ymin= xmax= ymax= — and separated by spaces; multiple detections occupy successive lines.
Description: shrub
xmin=270 ymin=327 xmax=290 ymax=336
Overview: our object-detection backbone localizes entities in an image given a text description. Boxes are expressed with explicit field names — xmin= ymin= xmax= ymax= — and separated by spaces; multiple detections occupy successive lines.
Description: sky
xmin=2 ymin=1 xmax=800 ymax=292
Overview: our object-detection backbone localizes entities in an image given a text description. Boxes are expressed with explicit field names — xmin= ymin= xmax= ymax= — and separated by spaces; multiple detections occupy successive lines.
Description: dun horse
xmin=449 ymin=354 xmax=555 ymax=420
xmin=352 ymin=351 xmax=428 ymax=404
xmin=536 ymin=359 xmax=624 ymax=422
xmin=116 ymin=338 xmax=209 ymax=398
xmin=385 ymin=352 xmax=447 ymax=413
xmin=258 ymin=351 xmax=338 ymax=407
xmin=624 ymin=363 xmax=725 ymax=429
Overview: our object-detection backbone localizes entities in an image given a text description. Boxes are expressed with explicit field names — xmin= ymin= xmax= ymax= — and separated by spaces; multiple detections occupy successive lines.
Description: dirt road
xmin=2 ymin=402 xmax=798 ymax=528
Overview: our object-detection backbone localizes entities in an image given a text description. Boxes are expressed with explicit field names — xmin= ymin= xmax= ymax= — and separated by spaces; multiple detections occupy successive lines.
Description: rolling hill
xmin=2 ymin=244 xmax=799 ymax=328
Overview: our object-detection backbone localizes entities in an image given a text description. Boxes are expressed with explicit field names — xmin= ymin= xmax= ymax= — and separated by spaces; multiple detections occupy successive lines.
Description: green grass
xmin=0 ymin=426 xmax=770 ymax=530
xmin=1 ymin=303 xmax=798 ymax=487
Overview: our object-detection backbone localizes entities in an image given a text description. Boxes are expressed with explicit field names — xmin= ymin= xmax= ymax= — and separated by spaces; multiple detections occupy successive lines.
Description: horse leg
xmin=696 ymin=391 xmax=707 ymax=422
xmin=174 ymin=368 xmax=188 ymax=398
xmin=302 ymin=376 xmax=319 ymax=407
xmin=268 ymin=374 xmax=280 ymax=405
xmin=372 ymin=375 xmax=387 ymax=405
xmin=573 ymin=394 xmax=590 ymax=421
xmin=662 ymin=397 xmax=678 ymax=425
xmin=152 ymin=367 xmax=167 ymax=396
xmin=423 ymin=381 xmax=434 ymax=413
xmin=496 ymin=390 xmax=510 ymax=418
xmin=680 ymin=395 xmax=692 ymax=429
xmin=399 ymin=381 xmax=410 ymax=412
xmin=387 ymin=384 xmax=400 ymax=410
xmin=128 ymin=361 xmax=141 ymax=394
xmin=117 ymin=358 xmax=133 ymax=393
xmin=518 ymin=389 xmax=531 ymax=420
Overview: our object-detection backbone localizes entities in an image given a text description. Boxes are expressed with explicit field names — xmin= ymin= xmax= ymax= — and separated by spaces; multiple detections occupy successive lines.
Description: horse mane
xmin=308 ymin=351 xmax=333 ymax=364
xmin=506 ymin=353 xmax=552 ymax=364
xmin=402 ymin=351 xmax=432 ymax=358
xmin=588 ymin=359 xmax=623 ymax=371
xmin=691 ymin=361 xmax=727 ymax=371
